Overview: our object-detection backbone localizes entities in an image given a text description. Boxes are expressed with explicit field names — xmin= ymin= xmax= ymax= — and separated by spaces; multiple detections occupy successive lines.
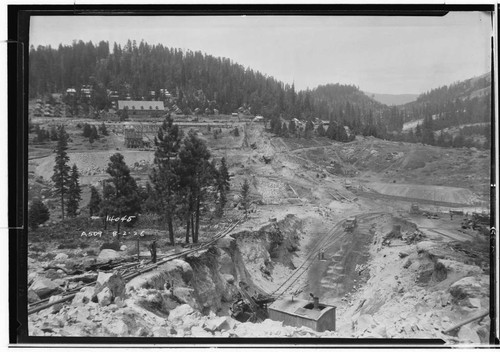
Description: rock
xmin=152 ymin=327 xmax=169 ymax=337
xmin=28 ymin=272 xmax=38 ymax=285
xmin=449 ymin=276 xmax=489 ymax=301
xmin=458 ymin=325 xmax=481 ymax=344
xmin=48 ymin=295 xmax=64 ymax=314
xmin=218 ymin=250 xmax=234 ymax=275
xmin=114 ymin=296 xmax=126 ymax=308
xmin=126 ymin=259 xmax=193 ymax=291
xmin=403 ymin=258 xmax=412 ymax=269
xmin=106 ymin=320 xmax=129 ymax=336
xmin=28 ymin=289 xmax=40 ymax=303
xmin=45 ymin=269 xmax=63 ymax=280
xmin=29 ymin=278 xmax=62 ymax=299
xmin=168 ymin=304 xmax=195 ymax=322
xmin=96 ymin=249 xmax=121 ymax=263
xmin=54 ymin=253 xmax=69 ymax=262
xmin=204 ymin=316 xmax=231 ymax=332
xmin=191 ymin=326 xmax=213 ymax=337
xmin=416 ymin=241 xmax=446 ymax=258
xmin=97 ymin=287 xmax=112 ymax=306
xmin=222 ymin=274 xmax=235 ymax=285
xmin=468 ymin=298 xmax=482 ymax=309
xmin=172 ymin=287 xmax=198 ymax=308
xmin=357 ymin=314 xmax=375 ymax=332
xmin=94 ymin=271 xmax=125 ymax=299
xmin=120 ymin=245 xmax=127 ymax=251
xmin=72 ymin=286 xmax=95 ymax=305
xmin=438 ymin=259 xmax=483 ymax=276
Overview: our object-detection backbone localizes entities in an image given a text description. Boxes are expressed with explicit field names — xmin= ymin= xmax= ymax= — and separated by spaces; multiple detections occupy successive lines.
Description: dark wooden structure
xmin=268 ymin=297 xmax=336 ymax=332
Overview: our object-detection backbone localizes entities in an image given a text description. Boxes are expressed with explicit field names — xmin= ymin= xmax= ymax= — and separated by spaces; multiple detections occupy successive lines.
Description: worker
xmin=149 ymin=239 xmax=157 ymax=263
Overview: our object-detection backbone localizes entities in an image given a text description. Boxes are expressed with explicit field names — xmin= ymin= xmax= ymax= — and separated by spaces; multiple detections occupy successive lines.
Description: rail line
xmin=270 ymin=212 xmax=386 ymax=299
xmin=28 ymin=218 xmax=243 ymax=316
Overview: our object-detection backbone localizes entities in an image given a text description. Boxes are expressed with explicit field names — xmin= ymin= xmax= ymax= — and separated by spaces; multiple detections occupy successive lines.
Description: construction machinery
xmin=230 ymin=281 xmax=274 ymax=323
xmin=344 ymin=217 xmax=357 ymax=231
xmin=410 ymin=203 xmax=421 ymax=215
xmin=462 ymin=212 xmax=490 ymax=232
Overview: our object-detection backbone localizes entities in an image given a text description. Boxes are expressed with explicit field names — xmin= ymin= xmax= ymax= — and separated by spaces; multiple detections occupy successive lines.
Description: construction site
xmin=27 ymin=118 xmax=492 ymax=343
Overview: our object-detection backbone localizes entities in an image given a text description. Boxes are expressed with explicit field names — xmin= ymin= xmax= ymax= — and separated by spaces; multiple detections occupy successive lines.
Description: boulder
xmin=48 ymin=295 xmax=64 ymax=314
xmin=96 ymin=249 xmax=121 ymax=263
xmin=28 ymin=272 xmax=38 ymax=285
xmin=106 ymin=320 xmax=129 ymax=336
xmin=126 ymin=259 xmax=193 ymax=291
xmin=120 ymin=245 xmax=127 ymax=251
xmin=152 ymin=327 xmax=169 ymax=337
xmin=72 ymin=286 xmax=95 ymax=306
xmin=204 ymin=316 xmax=232 ymax=332
xmin=191 ymin=326 xmax=213 ymax=337
xmin=458 ymin=325 xmax=481 ymax=344
xmin=45 ymin=269 xmax=63 ymax=280
xmin=438 ymin=259 xmax=483 ymax=276
xmin=173 ymin=287 xmax=198 ymax=308
xmin=357 ymin=314 xmax=375 ymax=333
xmin=168 ymin=304 xmax=195 ymax=322
xmin=449 ymin=276 xmax=489 ymax=301
xmin=416 ymin=241 xmax=446 ymax=258
xmin=54 ymin=253 xmax=69 ymax=262
xmin=28 ymin=289 xmax=40 ymax=303
xmin=29 ymin=278 xmax=62 ymax=299
xmin=218 ymin=250 xmax=234 ymax=275
xmin=97 ymin=287 xmax=113 ymax=306
xmin=94 ymin=271 xmax=125 ymax=299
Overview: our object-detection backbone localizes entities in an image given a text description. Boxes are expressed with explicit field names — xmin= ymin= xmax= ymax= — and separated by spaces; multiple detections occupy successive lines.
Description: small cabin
xmin=268 ymin=297 xmax=336 ymax=332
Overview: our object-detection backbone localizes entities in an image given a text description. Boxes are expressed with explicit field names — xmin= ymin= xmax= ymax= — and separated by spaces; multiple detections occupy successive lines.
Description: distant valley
xmin=363 ymin=92 xmax=419 ymax=106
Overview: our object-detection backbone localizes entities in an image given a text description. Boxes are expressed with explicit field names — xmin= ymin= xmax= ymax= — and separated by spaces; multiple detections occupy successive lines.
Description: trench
xmin=304 ymin=217 xmax=374 ymax=306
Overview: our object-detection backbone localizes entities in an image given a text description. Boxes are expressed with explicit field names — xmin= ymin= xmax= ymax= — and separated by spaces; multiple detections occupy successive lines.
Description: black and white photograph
xmin=15 ymin=6 xmax=495 ymax=346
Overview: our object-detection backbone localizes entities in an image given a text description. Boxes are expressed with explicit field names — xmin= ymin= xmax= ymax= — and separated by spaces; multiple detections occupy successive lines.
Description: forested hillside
xmin=392 ymin=73 xmax=492 ymax=148
xmin=29 ymin=40 xmax=385 ymax=122
xmin=29 ymin=40 xmax=491 ymax=149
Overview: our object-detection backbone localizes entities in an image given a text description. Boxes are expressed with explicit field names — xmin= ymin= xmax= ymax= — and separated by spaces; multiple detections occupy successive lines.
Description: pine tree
xmin=317 ymin=123 xmax=326 ymax=137
xmin=28 ymin=198 xmax=50 ymax=230
xmin=241 ymin=179 xmax=250 ymax=218
xmin=216 ymin=157 xmax=231 ymax=217
xmin=50 ymin=126 xmax=59 ymax=141
xmin=51 ymin=126 xmax=70 ymax=220
xmin=103 ymin=153 xmax=141 ymax=234
xmin=83 ymin=123 xmax=92 ymax=137
xmin=151 ymin=115 xmax=184 ymax=245
xmin=178 ymin=130 xmax=213 ymax=243
xmin=90 ymin=125 xmax=99 ymax=141
xmin=88 ymin=185 xmax=101 ymax=216
xmin=66 ymin=164 xmax=82 ymax=217
xmin=99 ymin=122 xmax=109 ymax=136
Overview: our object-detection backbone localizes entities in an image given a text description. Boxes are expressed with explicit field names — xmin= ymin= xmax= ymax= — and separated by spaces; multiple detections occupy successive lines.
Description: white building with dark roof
xmin=117 ymin=100 xmax=165 ymax=116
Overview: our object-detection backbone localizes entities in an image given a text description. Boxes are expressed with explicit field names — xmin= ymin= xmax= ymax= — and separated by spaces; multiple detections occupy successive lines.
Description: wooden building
xmin=268 ymin=297 xmax=336 ymax=332
xmin=118 ymin=100 xmax=165 ymax=116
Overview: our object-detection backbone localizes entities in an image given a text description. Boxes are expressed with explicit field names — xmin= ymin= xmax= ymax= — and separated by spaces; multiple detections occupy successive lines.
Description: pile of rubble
xmin=339 ymin=232 xmax=490 ymax=344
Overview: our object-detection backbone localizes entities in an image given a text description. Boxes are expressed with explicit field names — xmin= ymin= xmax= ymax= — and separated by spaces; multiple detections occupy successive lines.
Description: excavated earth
xmin=27 ymin=122 xmax=491 ymax=343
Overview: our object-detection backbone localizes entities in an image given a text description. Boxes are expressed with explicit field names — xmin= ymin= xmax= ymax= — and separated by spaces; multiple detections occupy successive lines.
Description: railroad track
xmin=271 ymin=212 xmax=387 ymax=298
xmin=28 ymin=218 xmax=243 ymax=316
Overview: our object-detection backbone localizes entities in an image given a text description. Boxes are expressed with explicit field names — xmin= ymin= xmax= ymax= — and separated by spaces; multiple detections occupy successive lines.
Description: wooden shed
xmin=268 ymin=298 xmax=336 ymax=332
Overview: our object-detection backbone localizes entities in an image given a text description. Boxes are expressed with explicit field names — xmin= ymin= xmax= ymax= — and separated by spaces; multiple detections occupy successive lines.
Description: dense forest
xmin=29 ymin=40 xmax=386 ymax=122
xmin=29 ymin=40 xmax=491 ymax=149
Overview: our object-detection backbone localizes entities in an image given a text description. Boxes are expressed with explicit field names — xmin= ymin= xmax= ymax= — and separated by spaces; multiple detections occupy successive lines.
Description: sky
xmin=30 ymin=12 xmax=492 ymax=95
